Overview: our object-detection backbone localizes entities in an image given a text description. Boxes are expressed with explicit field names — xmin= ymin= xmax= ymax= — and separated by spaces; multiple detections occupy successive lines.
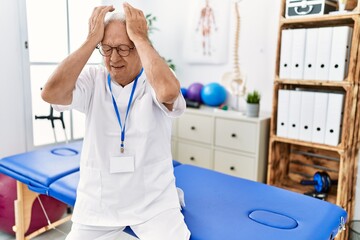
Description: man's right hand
xmin=87 ymin=5 xmax=115 ymax=45
xmin=42 ymin=5 xmax=114 ymax=105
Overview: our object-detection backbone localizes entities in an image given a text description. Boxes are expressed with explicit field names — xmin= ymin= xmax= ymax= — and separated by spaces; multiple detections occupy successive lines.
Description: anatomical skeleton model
xmin=221 ymin=1 xmax=246 ymax=110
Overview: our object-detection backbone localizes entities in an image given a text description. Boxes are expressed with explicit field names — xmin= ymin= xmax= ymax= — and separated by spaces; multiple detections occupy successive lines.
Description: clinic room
xmin=1 ymin=0 xmax=360 ymax=239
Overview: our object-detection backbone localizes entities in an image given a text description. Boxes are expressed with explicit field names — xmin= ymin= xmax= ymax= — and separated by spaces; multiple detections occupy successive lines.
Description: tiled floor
xmin=0 ymin=220 xmax=137 ymax=240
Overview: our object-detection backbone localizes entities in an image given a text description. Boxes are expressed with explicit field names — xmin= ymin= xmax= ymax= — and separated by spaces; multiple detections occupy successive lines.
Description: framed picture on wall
xmin=183 ymin=0 xmax=230 ymax=64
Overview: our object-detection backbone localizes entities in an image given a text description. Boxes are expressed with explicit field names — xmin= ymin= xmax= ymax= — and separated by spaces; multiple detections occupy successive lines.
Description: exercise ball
xmin=181 ymin=87 xmax=188 ymax=98
xmin=187 ymin=83 xmax=204 ymax=103
xmin=0 ymin=173 xmax=67 ymax=235
xmin=201 ymin=83 xmax=227 ymax=107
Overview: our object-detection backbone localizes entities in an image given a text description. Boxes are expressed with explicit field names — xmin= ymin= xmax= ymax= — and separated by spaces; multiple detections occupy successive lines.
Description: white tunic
xmin=53 ymin=66 xmax=186 ymax=226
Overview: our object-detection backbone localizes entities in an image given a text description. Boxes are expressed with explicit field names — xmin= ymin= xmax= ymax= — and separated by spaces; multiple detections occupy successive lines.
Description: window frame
xmin=19 ymin=0 xmax=102 ymax=150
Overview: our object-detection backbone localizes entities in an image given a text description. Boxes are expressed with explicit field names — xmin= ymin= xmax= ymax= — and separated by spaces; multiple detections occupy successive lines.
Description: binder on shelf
xmin=311 ymin=92 xmax=329 ymax=144
xmin=329 ymin=26 xmax=353 ymax=81
xmin=276 ymin=89 xmax=290 ymax=138
xmin=315 ymin=27 xmax=333 ymax=81
xmin=290 ymin=28 xmax=306 ymax=80
xmin=299 ymin=91 xmax=315 ymax=142
xmin=324 ymin=93 xmax=345 ymax=146
xmin=287 ymin=90 xmax=302 ymax=140
xmin=303 ymin=28 xmax=318 ymax=80
xmin=345 ymin=28 xmax=353 ymax=78
xmin=279 ymin=29 xmax=293 ymax=79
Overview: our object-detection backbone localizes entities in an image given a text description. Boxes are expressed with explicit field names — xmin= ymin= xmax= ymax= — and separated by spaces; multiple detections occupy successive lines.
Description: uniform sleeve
xmin=147 ymin=68 xmax=186 ymax=118
xmin=150 ymin=85 xmax=186 ymax=118
xmin=52 ymin=66 xmax=96 ymax=114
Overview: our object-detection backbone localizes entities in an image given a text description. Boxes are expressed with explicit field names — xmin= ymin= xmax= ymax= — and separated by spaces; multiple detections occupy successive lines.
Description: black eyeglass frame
xmin=96 ymin=44 xmax=135 ymax=57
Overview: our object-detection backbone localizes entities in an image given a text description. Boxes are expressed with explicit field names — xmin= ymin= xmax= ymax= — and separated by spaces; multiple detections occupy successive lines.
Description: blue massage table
xmin=0 ymin=141 xmax=347 ymax=240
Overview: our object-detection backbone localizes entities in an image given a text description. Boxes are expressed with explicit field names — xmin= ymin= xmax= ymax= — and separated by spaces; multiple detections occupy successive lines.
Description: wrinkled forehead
xmin=102 ymin=21 xmax=132 ymax=46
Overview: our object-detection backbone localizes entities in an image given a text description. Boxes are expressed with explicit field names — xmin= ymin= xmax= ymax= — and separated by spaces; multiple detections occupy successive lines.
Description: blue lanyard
xmin=107 ymin=68 xmax=144 ymax=153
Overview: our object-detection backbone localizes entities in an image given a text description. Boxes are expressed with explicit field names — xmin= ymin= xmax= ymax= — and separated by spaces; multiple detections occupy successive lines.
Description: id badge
xmin=110 ymin=152 xmax=135 ymax=173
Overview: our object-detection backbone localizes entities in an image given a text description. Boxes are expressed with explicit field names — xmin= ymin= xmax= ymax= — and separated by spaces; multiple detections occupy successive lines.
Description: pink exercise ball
xmin=0 ymin=173 xmax=67 ymax=235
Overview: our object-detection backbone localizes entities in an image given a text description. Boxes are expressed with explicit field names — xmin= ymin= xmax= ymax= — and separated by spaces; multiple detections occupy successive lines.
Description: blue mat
xmin=0 ymin=142 xmax=347 ymax=240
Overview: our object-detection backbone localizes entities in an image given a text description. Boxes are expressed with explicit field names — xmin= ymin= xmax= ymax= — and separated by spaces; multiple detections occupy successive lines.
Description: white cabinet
xmin=214 ymin=150 xmax=254 ymax=180
xmin=178 ymin=114 xmax=214 ymax=144
xmin=178 ymin=142 xmax=212 ymax=169
xmin=172 ymin=107 xmax=270 ymax=182
xmin=215 ymin=118 xmax=257 ymax=153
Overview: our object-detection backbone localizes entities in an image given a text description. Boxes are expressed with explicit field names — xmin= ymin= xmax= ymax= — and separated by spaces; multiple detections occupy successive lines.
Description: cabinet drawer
xmin=215 ymin=118 xmax=257 ymax=153
xmin=177 ymin=142 xmax=212 ymax=169
xmin=171 ymin=119 xmax=178 ymax=137
xmin=171 ymin=140 xmax=177 ymax=160
xmin=214 ymin=150 xmax=255 ymax=180
xmin=178 ymin=114 xmax=214 ymax=144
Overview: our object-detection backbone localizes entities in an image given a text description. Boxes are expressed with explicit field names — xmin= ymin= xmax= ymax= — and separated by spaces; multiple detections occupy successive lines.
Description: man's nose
xmin=110 ymin=49 xmax=123 ymax=61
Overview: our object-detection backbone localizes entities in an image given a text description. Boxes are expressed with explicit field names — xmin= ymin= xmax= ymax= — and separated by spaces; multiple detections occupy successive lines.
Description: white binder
xmin=279 ymin=29 xmax=293 ymax=79
xmin=311 ymin=92 xmax=329 ymax=144
xmin=329 ymin=26 xmax=353 ymax=81
xmin=345 ymin=28 xmax=353 ymax=78
xmin=315 ymin=27 xmax=333 ymax=80
xmin=324 ymin=93 xmax=344 ymax=146
xmin=290 ymin=29 xmax=306 ymax=79
xmin=303 ymin=28 xmax=318 ymax=80
xmin=277 ymin=89 xmax=290 ymax=138
xmin=299 ymin=91 xmax=315 ymax=142
xmin=288 ymin=90 xmax=302 ymax=140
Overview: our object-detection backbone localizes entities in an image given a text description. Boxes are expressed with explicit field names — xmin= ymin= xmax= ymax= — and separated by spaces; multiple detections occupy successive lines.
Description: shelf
xmin=272 ymin=176 xmax=337 ymax=204
xmin=270 ymin=136 xmax=343 ymax=152
xmin=274 ymin=78 xmax=353 ymax=88
xmin=280 ymin=13 xmax=358 ymax=28
xmin=269 ymin=1 xmax=360 ymax=235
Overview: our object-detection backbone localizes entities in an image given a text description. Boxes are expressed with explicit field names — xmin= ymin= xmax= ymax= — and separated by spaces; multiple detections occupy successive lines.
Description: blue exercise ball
xmin=181 ymin=87 xmax=188 ymax=98
xmin=201 ymin=83 xmax=227 ymax=107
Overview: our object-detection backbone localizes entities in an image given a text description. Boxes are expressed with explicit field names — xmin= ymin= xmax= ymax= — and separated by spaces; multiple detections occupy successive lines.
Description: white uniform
xmin=53 ymin=66 xmax=188 ymax=237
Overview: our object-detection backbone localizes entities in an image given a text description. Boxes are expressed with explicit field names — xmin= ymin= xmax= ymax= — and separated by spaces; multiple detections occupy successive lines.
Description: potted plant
xmin=246 ymin=90 xmax=261 ymax=117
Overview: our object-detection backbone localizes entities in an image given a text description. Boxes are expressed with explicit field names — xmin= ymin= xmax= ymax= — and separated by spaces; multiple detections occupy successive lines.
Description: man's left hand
xmin=123 ymin=2 xmax=149 ymax=44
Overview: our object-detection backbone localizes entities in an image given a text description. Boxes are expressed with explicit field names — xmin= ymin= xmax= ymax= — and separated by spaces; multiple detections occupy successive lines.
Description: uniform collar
xmin=105 ymin=69 xmax=146 ymax=98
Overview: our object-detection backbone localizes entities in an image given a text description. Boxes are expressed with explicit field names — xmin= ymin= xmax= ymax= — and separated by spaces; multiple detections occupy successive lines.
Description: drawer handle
xmin=231 ymin=133 xmax=237 ymax=138
xmin=230 ymin=166 xmax=235 ymax=171
xmin=190 ymin=126 xmax=196 ymax=130
xmin=190 ymin=156 xmax=195 ymax=161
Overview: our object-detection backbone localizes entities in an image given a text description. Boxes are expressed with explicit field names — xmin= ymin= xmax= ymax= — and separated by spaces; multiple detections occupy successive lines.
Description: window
xmin=25 ymin=0 xmax=102 ymax=146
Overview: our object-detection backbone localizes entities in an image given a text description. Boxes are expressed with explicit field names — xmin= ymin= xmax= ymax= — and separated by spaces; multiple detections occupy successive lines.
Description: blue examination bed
xmin=0 ymin=141 xmax=347 ymax=240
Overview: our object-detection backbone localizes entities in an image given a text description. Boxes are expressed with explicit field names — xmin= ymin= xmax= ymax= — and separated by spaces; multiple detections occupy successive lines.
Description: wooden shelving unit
xmin=267 ymin=1 xmax=360 ymax=239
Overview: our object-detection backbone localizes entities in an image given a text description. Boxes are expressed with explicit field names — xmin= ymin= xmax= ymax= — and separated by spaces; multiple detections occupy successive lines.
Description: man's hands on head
xmin=87 ymin=5 xmax=115 ymax=45
xmin=86 ymin=3 xmax=149 ymax=48
xmin=123 ymin=2 xmax=149 ymax=45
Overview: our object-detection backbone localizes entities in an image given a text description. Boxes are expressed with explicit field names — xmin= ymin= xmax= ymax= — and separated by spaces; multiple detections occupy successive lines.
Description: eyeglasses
xmin=96 ymin=44 xmax=135 ymax=57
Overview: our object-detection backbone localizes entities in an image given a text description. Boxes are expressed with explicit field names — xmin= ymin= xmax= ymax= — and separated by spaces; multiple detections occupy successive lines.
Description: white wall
xmin=0 ymin=0 xmax=27 ymax=158
xmin=139 ymin=0 xmax=280 ymax=113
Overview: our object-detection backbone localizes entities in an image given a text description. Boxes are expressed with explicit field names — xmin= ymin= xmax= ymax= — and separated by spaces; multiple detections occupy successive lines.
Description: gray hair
xmin=104 ymin=12 xmax=126 ymax=27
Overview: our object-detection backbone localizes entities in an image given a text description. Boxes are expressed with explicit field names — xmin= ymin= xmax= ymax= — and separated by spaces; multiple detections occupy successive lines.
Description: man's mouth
xmin=111 ymin=65 xmax=125 ymax=69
